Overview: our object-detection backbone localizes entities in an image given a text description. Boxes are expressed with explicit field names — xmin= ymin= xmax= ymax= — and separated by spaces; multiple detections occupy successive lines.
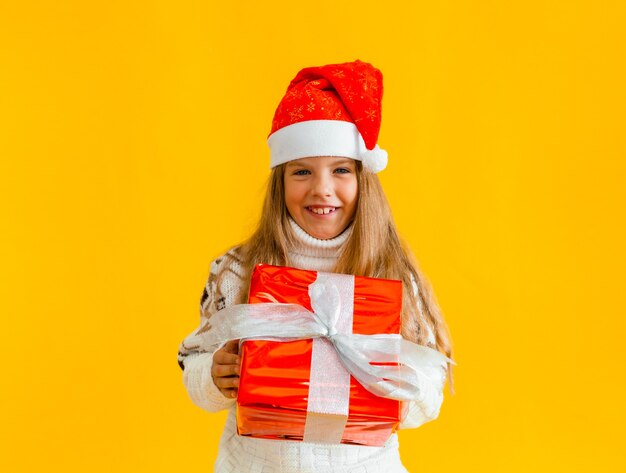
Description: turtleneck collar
xmin=287 ymin=217 xmax=352 ymax=262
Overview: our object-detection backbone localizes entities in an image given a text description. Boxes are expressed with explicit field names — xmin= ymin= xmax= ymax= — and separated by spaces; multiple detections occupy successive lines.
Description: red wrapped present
xmin=236 ymin=264 xmax=408 ymax=446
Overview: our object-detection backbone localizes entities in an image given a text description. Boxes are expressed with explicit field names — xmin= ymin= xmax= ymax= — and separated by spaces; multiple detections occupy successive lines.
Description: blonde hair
xmin=228 ymin=161 xmax=454 ymax=388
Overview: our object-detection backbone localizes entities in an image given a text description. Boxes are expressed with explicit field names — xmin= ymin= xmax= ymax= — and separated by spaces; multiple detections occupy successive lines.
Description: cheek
xmin=284 ymin=183 xmax=305 ymax=212
xmin=343 ymin=181 xmax=358 ymax=211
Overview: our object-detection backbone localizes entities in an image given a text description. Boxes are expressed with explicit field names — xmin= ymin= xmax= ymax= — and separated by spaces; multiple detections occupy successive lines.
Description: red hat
xmin=267 ymin=60 xmax=388 ymax=173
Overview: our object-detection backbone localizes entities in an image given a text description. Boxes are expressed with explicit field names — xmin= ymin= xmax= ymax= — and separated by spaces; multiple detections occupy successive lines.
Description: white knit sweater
xmin=179 ymin=219 xmax=447 ymax=473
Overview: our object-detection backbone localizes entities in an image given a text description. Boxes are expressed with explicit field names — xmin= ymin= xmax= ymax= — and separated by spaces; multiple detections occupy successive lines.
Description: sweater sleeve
xmin=398 ymin=276 xmax=448 ymax=430
xmin=398 ymin=352 xmax=447 ymax=429
xmin=178 ymin=250 xmax=244 ymax=413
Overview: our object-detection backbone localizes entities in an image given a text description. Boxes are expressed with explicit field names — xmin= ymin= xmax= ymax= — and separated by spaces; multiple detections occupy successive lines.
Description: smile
xmin=306 ymin=206 xmax=338 ymax=215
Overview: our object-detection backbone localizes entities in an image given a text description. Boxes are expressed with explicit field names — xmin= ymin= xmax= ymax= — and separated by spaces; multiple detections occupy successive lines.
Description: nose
xmin=311 ymin=172 xmax=333 ymax=197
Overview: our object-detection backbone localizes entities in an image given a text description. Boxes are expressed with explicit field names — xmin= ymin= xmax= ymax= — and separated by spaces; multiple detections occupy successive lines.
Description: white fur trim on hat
xmin=361 ymin=145 xmax=388 ymax=173
xmin=268 ymin=119 xmax=387 ymax=173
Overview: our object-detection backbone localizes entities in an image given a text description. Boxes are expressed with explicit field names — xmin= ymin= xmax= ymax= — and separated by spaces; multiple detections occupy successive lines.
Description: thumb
xmin=223 ymin=338 xmax=241 ymax=354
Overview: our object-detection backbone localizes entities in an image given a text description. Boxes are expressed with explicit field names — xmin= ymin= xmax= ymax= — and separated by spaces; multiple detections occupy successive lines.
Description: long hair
xmin=228 ymin=161 xmax=454 ymax=387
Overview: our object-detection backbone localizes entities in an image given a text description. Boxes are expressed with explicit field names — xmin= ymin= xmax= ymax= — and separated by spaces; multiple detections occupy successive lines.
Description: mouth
xmin=305 ymin=206 xmax=338 ymax=215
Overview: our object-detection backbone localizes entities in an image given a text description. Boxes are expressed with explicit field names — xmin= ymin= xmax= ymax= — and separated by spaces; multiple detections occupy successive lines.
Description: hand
xmin=211 ymin=339 xmax=241 ymax=399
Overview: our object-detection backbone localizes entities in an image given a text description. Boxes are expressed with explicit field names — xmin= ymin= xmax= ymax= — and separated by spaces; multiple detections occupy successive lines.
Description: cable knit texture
xmin=178 ymin=219 xmax=447 ymax=472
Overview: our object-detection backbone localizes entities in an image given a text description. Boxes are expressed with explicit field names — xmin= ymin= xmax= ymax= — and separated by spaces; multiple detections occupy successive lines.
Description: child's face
xmin=284 ymin=156 xmax=358 ymax=240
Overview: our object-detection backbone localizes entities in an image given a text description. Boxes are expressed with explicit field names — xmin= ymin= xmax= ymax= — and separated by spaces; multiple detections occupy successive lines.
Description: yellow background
xmin=1 ymin=1 xmax=624 ymax=471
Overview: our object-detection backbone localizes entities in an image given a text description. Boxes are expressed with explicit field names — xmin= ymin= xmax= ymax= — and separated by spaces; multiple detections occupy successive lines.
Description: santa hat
xmin=267 ymin=59 xmax=388 ymax=173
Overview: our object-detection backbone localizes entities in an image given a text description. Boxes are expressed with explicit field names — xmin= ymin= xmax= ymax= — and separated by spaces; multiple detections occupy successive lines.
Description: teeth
xmin=309 ymin=207 xmax=335 ymax=215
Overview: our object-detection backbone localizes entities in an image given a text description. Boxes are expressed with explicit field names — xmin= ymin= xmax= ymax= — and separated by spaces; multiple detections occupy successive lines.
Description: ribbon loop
xmin=308 ymin=274 xmax=342 ymax=335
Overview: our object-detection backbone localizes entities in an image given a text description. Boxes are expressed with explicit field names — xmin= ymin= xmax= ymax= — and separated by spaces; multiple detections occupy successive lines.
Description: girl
xmin=178 ymin=59 xmax=453 ymax=473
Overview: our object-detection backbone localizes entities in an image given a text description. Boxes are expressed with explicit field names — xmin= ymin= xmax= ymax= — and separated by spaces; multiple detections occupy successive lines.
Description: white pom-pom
xmin=360 ymin=145 xmax=388 ymax=173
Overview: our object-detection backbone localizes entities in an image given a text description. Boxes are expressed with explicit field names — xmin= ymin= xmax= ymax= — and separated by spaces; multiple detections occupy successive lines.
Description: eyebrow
xmin=332 ymin=159 xmax=355 ymax=166
xmin=285 ymin=158 xmax=355 ymax=168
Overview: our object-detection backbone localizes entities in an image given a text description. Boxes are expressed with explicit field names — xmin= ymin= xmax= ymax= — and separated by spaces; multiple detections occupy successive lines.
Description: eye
xmin=334 ymin=167 xmax=351 ymax=174
xmin=293 ymin=169 xmax=310 ymax=176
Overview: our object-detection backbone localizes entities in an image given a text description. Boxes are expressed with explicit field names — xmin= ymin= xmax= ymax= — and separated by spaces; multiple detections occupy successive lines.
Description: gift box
xmin=236 ymin=264 xmax=407 ymax=446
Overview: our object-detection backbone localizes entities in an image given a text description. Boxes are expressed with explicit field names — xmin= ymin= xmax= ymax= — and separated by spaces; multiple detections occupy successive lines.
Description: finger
xmin=219 ymin=388 xmax=238 ymax=399
xmin=213 ymin=350 xmax=240 ymax=366
xmin=212 ymin=363 xmax=240 ymax=378
xmin=213 ymin=376 xmax=240 ymax=389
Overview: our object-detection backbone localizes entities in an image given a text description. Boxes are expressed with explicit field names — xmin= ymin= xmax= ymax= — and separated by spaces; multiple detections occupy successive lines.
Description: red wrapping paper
xmin=236 ymin=264 xmax=407 ymax=446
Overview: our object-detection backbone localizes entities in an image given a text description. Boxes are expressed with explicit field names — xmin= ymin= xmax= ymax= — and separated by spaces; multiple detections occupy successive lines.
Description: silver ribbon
xmin=188 ymin=273 xmax=455 ymax=402
xmin=304 ymin=273 xmax=353 ymax=443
